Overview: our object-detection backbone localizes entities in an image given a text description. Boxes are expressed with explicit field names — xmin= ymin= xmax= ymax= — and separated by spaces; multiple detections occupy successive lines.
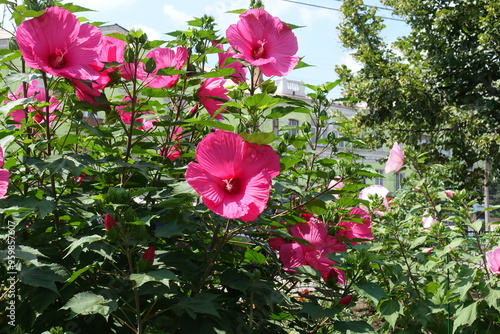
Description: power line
xmin=281 ymin=0 xmax=405 ymax=22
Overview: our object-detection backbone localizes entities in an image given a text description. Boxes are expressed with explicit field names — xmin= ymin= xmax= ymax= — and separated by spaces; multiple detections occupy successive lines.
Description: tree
xmin=336 ymin=0 xmax=500 ymax=192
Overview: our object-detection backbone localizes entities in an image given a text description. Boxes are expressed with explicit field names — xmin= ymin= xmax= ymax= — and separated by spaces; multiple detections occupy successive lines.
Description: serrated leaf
xmin=20 ymin=264 xmax=69 ymax=293
xmin=379 ymin=299 xmax=402 ymax=329
xmin=305 ymin=199 xmax=328 ymax=215
xmin=61 ymin=291 xmax=117 ymax=318
xmin=64 ymin=235 xmax=104 ymax=258
xmin=175 ymin=293 xmax=220 ymax=319
xmin=453 ymin=301 xmax=477 ymax=333
xmin=130 ymin=269 xmax=181 ymax=287
xmin=334 ymin=320 xmax=373 ymax=333
xmin=485 ymin=288 xmax=500 ymax=312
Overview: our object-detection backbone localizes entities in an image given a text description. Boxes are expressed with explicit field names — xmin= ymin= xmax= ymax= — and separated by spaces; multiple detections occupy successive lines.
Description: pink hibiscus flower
xmin=16 ymin=7 xmax=103 ymax=80
xmin=121 ymin=47 xmax=188 ymax=88
xmin=273 ymin=215 xmax=347 ymax=283
xmin=0 ymin=146 xmax=9 ymax=198
xmin=385 ymin=142 xmax=404 ymax=173
xmin=95 ymin=36 xmax=126 ymax=89
xmin=486 ymin=247 xmax=500 ymax=275
xmin=8 ymin=80 xmax=60 ymax=126
xmin=444 ymin=190 xmax=455 ymax=199
xmin=185 ymin=130 xmax=280 ymax=221
xmin=216 ymin=44 xmax=247 ymax=83
xmin=226 ymin=8 xmax=299 ymax=77
xmin=198 ymin=77 xmax=229 ymax=119
xmin=336 ymin=207 xmax=373 ymax=245
xmin=160 ymin=127 xmax=183 ymax=162
xmin=116 ymin=96 xmax=157 ymax=130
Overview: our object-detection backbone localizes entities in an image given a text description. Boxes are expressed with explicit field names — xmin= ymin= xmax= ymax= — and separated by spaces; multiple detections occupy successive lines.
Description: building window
xmin=375 ymin=169 xmax=385 ymax=186
xmin=273 ymin=119 xmax=279 ymax=136
xmin=395 ymin=173 xmax=405 ymax=190
xmin=288 ymin=119 xmax=299 ymax=136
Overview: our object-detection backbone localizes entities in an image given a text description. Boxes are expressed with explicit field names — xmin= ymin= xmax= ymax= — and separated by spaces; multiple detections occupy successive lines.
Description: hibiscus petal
xmin=185 ymin=162 xmax=225 ymax=207
xmin=195 ymin=130 xmax=243 ymax=178
xmin=385 ymin=142 xmax=404 ymax=173
xmin=0 ymin=169 xmax=9 ymax=198
xmin=279 ymin=243 xmax=305 ymax=270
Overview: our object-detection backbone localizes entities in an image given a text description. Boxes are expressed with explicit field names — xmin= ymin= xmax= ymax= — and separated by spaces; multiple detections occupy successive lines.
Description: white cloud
xmin=163 ymin=5 xmax=193 ymax=29
xmin=340 ymin=53 xmax=362 ymax=73
xmin=71 ymin=0 xmax=137 ymax=12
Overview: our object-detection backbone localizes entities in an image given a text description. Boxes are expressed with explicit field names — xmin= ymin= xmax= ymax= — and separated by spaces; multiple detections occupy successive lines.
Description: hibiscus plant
xmin=0 ymin=1 xmax=499 ymax=334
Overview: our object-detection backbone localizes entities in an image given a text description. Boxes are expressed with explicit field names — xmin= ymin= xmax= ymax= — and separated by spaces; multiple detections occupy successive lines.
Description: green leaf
xmin=64 ymin=235 xmax=104 ymax=258
xmin=202 ymin=68 xmax=235 ymax=78
xmin=409 ymin=236 xmax=427 ymax=250
xmin=453 ymin=301 xmax=478 ymax=333
xmin=485 ymin=288 xmax=500 ymax=312
xmin=175 ymin=293 xmax=220 ymax=319
xmin=239 ymin=131 xmax=277 ymax=145
xmin=305 ymin=199 xmax=328 ymax=215
xmin=61 ymin=291 xmax=117 ymax=318
xmin=244 ymin=248 xmax=266 ymax=264
xmin=379 ymin=299 xmax=402 ymax=329
xmin=355 ymin=283 xmax=388 ymax=304
xmin=20 ymin=264 xmax=69 ymax=293
xmin=186 ymin=118 xmax=234 ymax=131
xmin=470 ymin=219 xmax=482 ymax=233
xmin=130 ymin=269 xmax=181 ymax=287
xmin=300 ymin=303 xmax=338 ymax=320
xmin=334 ymin=320 xmax=373 ymax=333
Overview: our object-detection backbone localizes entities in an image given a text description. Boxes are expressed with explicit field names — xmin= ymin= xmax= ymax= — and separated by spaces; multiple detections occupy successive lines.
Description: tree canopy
xmin=336 ymin=0 xmax=500 ymax=191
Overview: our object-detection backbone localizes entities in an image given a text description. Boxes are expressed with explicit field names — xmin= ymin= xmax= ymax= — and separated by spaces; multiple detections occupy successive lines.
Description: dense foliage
xmin=0 ymin=1 xmax=499 ymax=334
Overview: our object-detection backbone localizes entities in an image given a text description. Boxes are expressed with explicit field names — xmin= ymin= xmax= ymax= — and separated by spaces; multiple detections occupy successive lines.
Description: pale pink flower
xmin=185 ymin=130 xmax=280 ymax=221
xmin=336 ymin=208 xmax=373 ymax=245
xmin=444 ymin=190 xmax=455 ymax=199
xmin=16 ymin=7 xmax=103 ymax=80
xmin=422 ymin=247 xmax=434 ymax=255
xmin=8 ymin=80 xmax=59 ymax=126
xmin=0 ymin=146 xmax=9 ymax=199
xmin=275 ymin=215 xmax=346 ymax=283
xmin=359 ymin=185 xmax=390 ymax=214
xmin=216 ymin=44 xmax=247 ymax=83
xmin=385 ymin=142 xmax=404 ymax=173
xmin=328 ymin=177 xmax=344 ymax=199
xmin=422 ymin=209 xmax=436 ymax=229
xmin=226 ymin=8 xmax=299 ymax=77
xmin=486 ymin=247 xmax=500 ymax=275
xmin=198 ymin=77 xmax=229 ymax=119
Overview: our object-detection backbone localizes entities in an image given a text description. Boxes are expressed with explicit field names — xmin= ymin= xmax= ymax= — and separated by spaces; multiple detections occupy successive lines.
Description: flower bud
xmin=142 ymin=246 xmax=155 ymax=264
xmin=104 ymin=214 xmax=117 ymax=230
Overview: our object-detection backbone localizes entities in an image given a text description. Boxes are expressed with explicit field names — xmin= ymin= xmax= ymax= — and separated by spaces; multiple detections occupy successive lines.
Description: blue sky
xmin=57 ymin=1 xmax=410 ymax=97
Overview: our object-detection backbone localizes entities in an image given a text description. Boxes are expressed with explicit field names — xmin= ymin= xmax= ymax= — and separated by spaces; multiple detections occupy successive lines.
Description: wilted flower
xmin=486 ymin=247 xmax=500 ymax=275
xmin=198 ymin=77 xmax=229 ymax=119
xmin=16 ymin=7 xmax=103 ymax=80
xmin=116 ymin=96 xmax=157 ymax=130
xmin=185 ymin=130 xmax=280 ymax=221
xmin=95 ymin=36 xmax=126 ymax=89
xmin=226 ymin=8 xmax=299 ymax=77
xmin=385 ymin=142 xmax=404 ymax=173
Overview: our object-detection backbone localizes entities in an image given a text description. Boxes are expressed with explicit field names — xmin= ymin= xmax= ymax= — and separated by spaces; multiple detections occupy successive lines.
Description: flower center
xmin=49 ymin=49 xmax=67 ymax=69
xmin=222 ymin=177 xmax=242 ymax=195
xmin=252 ymin=40 xmax=267 ymax=59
